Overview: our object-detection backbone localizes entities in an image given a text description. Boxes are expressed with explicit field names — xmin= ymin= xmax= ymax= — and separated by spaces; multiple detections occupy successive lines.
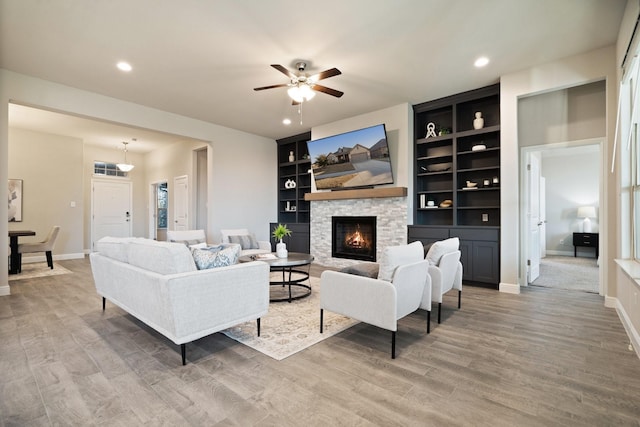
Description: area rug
xmin=530 ymin=255 xmax=598 ymax=293
xmin=221 ymin=274 xmax=359 ymax=360
xmin=8 ymin=262 xmax=72 ymax=281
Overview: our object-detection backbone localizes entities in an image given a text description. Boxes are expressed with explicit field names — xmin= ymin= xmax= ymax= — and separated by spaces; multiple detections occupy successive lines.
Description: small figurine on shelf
xmin=473 ymin=112 xmax=484 ymax=129
xmin=289 ymin=151 xmax=295 ymax=162
xmin=425 ymin=122 xmax=437 ymax=138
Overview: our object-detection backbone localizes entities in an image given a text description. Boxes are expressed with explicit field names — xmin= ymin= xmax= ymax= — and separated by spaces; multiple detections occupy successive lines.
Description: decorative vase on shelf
xmin=473 ymin=112 xmax=484 ymax=129
xmin=289 ymin=151 xmax=295 ymax=162
xmin=276 ymin=239 xmax=288 ymax=258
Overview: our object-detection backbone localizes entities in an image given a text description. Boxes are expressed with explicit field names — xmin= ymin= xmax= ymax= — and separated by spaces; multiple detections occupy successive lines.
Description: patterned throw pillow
xmin=228 ymin=234 xmax=259 ymax=250
xmin=191 ymin=244 xmax=240 ymax=269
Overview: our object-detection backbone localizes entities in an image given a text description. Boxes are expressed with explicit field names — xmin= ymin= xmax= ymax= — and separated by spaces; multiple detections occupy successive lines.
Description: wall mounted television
xmin=307 ymin=124 xmax=394 ymax=191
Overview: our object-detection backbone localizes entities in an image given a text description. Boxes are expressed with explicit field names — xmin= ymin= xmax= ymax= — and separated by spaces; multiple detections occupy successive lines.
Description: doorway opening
xmin=149 ymin=181 xmax=168 ymax=241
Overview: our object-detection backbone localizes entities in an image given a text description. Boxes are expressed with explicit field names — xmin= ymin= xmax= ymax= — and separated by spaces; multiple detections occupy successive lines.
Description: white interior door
xmin=528 ymin=154 xmax=542 ymax=283
xmin=173 ymin=175 xmax=188 ymax=230
xmin=92 ymin=180 xmax=132 ymax=250
xmin=540 ymin=176 xmax=547 ymax=258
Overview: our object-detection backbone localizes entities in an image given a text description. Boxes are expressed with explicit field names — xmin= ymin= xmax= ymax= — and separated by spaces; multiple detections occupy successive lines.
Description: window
xmin=94 ymin=161 xmax=128 ymax=177
xmin=157 ymin=182 xmax=168 ymax=229
xmin=619 ymin=55 xmax=640 ymax=260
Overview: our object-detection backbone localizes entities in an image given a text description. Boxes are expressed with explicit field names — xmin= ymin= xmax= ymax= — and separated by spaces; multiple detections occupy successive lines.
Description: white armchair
xmin=425 ymin=238 xmax=463 ymax=324
xmin=220 ymin=228 xmax=271 ymax=257
xmin=320 ymin=241 xmax=431 ymax=358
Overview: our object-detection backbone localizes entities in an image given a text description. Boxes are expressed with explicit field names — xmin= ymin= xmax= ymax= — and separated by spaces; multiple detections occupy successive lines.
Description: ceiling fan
xmin=254 ymin=62 xmax=343 ymax=103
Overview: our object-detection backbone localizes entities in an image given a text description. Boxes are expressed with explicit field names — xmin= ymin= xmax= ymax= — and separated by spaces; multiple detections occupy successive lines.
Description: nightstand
xmin=573 ymin=232 xmax=599 ymax=258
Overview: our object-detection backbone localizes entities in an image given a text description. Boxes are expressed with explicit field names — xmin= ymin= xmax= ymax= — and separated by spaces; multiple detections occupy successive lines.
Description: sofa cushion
xmin=127 ymin=239 xmax=197 ymax=274
xmin=228 ymin=234 xmax=259 ymax=250
xmin=377 ymin=241 xmax=424 ymax=282
xmin=425 ymin=237 xmax=460 ymax=266
xmin=191 ymin=244 xmax=241 ymax=269
xmin=95 ymin=236 xmax=141 ymax=263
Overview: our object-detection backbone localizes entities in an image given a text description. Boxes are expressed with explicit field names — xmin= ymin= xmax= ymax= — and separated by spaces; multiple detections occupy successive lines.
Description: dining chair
xmin=17 ymin=226 xmax=60 ymax=271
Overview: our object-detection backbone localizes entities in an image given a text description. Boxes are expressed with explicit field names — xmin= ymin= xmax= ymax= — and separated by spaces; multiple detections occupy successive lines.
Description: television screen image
xmin=307 ymin=124 xmax=394 ymax=190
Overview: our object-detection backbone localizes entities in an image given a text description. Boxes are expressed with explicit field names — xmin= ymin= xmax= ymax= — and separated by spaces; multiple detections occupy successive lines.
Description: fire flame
xmin=345 ymin=226 xmax=369 ymax=249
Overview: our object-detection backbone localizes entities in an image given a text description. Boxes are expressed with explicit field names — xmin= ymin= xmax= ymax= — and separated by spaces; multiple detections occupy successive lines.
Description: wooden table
xmin=8 ymin=230 xmax=35 ymax=274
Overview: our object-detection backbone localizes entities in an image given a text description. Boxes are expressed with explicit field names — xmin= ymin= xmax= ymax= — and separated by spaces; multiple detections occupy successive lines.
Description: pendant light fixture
xmin=116 ymin=141 xmax=135 ymax=172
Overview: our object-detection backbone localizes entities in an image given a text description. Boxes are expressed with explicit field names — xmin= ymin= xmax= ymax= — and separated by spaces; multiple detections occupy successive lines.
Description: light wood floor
xmin=1 ymin=258 xmax=639 ymax=426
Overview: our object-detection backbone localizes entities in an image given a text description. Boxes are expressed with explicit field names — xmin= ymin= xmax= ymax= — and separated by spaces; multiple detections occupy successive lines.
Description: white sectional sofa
xmin=89 ymin=237 xmax=270 ymax=365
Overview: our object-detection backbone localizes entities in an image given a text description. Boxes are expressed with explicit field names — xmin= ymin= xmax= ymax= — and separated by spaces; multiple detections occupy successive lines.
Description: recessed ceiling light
xmin=474 ymin=57 xmax=489 ymax=68
xmin=282 ymin=118 xmax=291 ymax=125
xmin=117 ymin=61 xmax=132 ymax=72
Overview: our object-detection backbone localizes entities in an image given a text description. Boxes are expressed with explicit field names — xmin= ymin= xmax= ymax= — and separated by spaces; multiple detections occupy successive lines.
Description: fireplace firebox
xmin=332 ymin=216 xmax=376 ymax=261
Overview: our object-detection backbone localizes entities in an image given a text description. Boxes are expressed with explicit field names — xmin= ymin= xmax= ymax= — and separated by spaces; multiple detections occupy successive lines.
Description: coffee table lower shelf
xmin=269 ymin=268 xmax=311 ymax=303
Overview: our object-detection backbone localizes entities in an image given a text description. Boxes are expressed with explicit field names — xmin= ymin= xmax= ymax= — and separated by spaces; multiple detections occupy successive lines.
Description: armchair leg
xmin=438 ymin=302 xmax=442 ymax=324
xmin=427 ymin=310 xmax=431 ymax=334
xmin=181 ymin=344 xmax=186 ymax=365
xmin=46 ymin=251 xmax=53 ymax=269
xmin=257 ymin=318 xmax=261 ymax=337
xmin=102 ymin=297 xmax=106 ymax=311
xmin=458 ymin=290 xmax=462 ymax=309
xmin=391 ymin=331 xmax=396 ymax=359
xmin=320 ymin=309 xmax=324 ymax=333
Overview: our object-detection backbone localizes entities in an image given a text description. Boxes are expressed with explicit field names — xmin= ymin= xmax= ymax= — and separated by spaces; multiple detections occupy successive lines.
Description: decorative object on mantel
xmin=472 ymin=144 xmax=487 ymax=151
xmin=439 ymin=199 xmax=452 ymax=208
xmin=425 ymin=122 xmax=437 ymax=138
xmin=284 ymin=179 xmax=297 ymax=189
xmin=473 ymin=111 xmax=484 ymax=129
xmin=8 ymin=178 xmax=22 ymax=222
xmin=272 ymin=223 xmax=292 ymax=258
xmin=289 ymin=151 xmax=295 ymax=162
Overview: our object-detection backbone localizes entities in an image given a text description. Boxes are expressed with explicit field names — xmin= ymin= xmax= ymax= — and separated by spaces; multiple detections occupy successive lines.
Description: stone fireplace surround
xmin=310 ymin=193 xmax=408 ymax=269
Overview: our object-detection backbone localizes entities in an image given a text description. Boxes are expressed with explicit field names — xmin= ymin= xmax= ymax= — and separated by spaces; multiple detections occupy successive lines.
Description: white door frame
xmin=519 ymin=138 xmax=605 ymax=295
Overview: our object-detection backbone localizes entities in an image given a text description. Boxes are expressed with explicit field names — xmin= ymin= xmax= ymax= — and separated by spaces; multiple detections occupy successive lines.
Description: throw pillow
xmin=191 ymin=244 xmax=240 ymax=269
xmin=229 ymin=234 xmax=259 ymax=250
xmin=171 ymin=238 xmax=207 ymax=249
xmin=340 ymin=263 xmax=380 ymax=278
xmin=425 ymin=237 xmax=460 ymax=266
xmin=377 ymin=241 xmax=424 ymax=282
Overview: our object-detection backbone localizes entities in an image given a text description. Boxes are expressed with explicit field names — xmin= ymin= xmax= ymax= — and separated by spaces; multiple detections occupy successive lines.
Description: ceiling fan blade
xmin=311 ymin=68 xmax=341 ymax=81
xmin=312 ymin=84 xmax=344 ymax=98
xmin=271 ymin=64 xmax=295 ymax=79
xmin=254 ymin=83 xmax=289 ymax=91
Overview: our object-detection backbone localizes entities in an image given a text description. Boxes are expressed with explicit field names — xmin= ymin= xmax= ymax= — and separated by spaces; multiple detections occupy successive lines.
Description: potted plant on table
xmin=272 ymin=224 xmax=292 ymax=258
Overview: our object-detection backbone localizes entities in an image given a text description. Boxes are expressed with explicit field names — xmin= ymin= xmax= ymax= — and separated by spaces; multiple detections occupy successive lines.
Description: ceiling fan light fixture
xmin=287 ymin=84 xmax=315 ymax=103
xmin=116 ymin=141 xmax=135 ymax=172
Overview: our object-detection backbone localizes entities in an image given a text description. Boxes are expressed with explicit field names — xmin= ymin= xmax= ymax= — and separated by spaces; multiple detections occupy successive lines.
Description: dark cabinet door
xmin=472 ymin=240 xmax=499 ymax=283
xmin=458 ymin=239 xmax=473 ymax=281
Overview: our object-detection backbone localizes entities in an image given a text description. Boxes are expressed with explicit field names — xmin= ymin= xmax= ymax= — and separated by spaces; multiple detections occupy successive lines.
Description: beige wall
xmin=8 ymin=128 xmax=84 ymax=259
xmin=0 ymin=69 xmax=277 ymax=296
xmin=500 ymin=45 xmax=617 ymax=294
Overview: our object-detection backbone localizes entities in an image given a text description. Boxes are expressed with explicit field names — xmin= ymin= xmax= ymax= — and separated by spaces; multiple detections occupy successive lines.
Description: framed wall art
xmin=8 ymin=179 xmax=22 ymax=222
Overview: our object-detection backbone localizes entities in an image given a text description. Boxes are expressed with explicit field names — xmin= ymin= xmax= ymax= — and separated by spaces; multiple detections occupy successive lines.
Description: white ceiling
xmin=0 ymin=0 xmax=628 ymax=151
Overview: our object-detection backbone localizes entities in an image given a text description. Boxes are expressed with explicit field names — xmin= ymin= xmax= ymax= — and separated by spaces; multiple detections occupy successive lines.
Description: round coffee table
xmin=239 ymin=252 xmax=314 ymax=302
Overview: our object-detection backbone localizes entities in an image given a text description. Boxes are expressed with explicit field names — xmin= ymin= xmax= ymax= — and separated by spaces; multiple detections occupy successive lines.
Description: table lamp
xmin=577 ymin=206 xmax=596 ymax=233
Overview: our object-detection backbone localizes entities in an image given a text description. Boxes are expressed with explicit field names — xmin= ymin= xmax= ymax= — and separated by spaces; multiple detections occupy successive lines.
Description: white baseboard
xmin=611 ymin=296 xmax=640 ymax=359
xmin=499 ymin=282 xmax=520 ymax=294
xmin=0 ymin=285 xmax=10 ymax=296
xmin=21 ymin=252 xmax=85 ymax=264
xmin=544 ymin=250 xmax=575 ymax=257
